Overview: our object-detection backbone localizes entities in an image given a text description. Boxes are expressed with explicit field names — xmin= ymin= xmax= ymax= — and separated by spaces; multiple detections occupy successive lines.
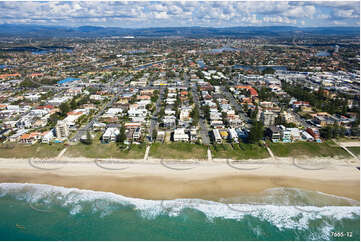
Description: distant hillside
xmin=0 ymin=24 xmax=359 ymax=38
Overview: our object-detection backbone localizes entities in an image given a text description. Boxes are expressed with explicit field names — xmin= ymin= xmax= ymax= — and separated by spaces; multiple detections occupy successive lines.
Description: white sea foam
xmin=0 ymin=182 xmax=359 ymax=232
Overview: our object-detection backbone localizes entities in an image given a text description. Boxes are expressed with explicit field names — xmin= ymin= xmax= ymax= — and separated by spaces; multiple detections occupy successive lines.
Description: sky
xmin=0 ymin=1 xmax=359 ymax=28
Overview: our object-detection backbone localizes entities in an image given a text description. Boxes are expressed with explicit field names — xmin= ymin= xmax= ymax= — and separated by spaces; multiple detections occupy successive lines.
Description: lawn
xmin=149 ymin=142 xmax=208 ymax=160
xmin=268 ymin=140 xmax=351 ymax=158
xmin=210 ymin=143 xmax=270 ymax=160
xmin=335 ymin=137 xmax=360 ymax=142
xmin=65 ymin=142 xmax=146 ymax=159
xmin=347 ymin=147 xmax=360 ymax=157
xmin=0 ymin=143 xmax=65 ymax=158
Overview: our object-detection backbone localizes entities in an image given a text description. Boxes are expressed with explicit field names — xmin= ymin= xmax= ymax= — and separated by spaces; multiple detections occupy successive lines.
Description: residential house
xmin=9 ymin=129 xmax=28 ymax=143
xmin=156 ymin=131 xmax=165 ymax=143
xmin=133 ymin=127 xmax=142 ymax=143
xmin=279 ymin=125 xmax=292 ymax=143
xmin=190 ymin=128 xmax=197 ymax=142
xmin=213 ymin=129 xmax=222 ymax=144
xmin=42 ymin=130 xmax=55 ymax=143
xmin=266 ymin=126 xmax=281 ymax=143
xmin=288 ymin=128 xmax=302 ymax=141
xmin=228 ymin=128 xmax=239 ymax=143
xmin=302 ymin=130 xmax=314 ymax=142
xmin=163 ymin=115 xmax=176 ymax=129
xmin=173 ymin=128 xmax=189 ymax=142
xmin=19 ymin=132 xmax=41 ymax=144
xmin=306 ymin=127 xmax=321 ymax=142
xmin=102 ymin=127 xmax=120 ymax=143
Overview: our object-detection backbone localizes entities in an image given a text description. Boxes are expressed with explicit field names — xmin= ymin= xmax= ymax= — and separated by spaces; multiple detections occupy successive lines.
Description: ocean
xmin=0 ymin=183 xmax=359 ymax=241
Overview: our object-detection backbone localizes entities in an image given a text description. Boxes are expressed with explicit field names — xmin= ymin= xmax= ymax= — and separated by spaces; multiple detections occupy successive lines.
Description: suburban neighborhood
xmin=0 ymin=36 xmax=359 ymax=160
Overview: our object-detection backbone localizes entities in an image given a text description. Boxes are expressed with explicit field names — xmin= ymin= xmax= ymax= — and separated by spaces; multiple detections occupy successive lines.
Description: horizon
xmin=0 ymin=23 xmax=360 ymax=29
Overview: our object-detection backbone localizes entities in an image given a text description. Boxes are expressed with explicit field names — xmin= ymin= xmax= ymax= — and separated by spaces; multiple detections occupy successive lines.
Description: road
xmin=71 ymin=77 xmax=124 ymax=142
xmin=133 ymin=58 xmax=174 ymax=70
xmin=220 ymin=86 xmax=250 ymax=127
xmin=148 ymin=87 xmax=165 ymax=142
xmin=292 ymin=111 xmax=311 ymax=128
xmin=191 ymin=83 xmax=210 ymax=145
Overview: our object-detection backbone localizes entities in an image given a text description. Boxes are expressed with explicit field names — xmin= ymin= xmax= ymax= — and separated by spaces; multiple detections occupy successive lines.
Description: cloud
xmin=0 ymin=1 xmax=359 ymax=27
xmin=333 ymin=9 xmax=359 ymax=19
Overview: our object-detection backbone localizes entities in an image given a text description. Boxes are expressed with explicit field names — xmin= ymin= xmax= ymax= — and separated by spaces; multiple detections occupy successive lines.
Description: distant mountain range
xmin=0 ymin=24 xmax=359 ymax=38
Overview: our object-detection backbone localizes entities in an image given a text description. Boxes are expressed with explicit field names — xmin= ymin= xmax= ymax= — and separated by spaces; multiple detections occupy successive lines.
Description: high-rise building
xmin=261 ymin=111 xmax=276 ymax=127
xmin=55 ymin=120 xmax=69 ymax=139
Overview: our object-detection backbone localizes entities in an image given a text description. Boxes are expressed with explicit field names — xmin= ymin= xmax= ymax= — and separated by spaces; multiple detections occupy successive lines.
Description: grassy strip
xmin=0 ymin=143 xmax=65 ymax=158
xmin=347 ymin=147 xmax=360 ymax=157
xmin=65 ymin=142 xmax=146 ymax=159
xmin=210 ymin=143 xmax=269 ymax=160
xmin=268 ymin=140 xmax=351 ymax=158
xmin=335 ymin=137 xmax=360 ymax=142
xmin=149 ymin=142 xmax=208 ymax=159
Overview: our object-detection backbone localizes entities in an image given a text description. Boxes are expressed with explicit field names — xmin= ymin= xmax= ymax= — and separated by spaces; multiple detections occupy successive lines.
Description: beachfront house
xmin=266 ymin=126 xmax=281 ymax=143
xmin=228 ymin=128 xmax=239 ymax=143
xmin=173 ymin=128 xmax=189 ymax=142
xmin=301 ymin=131 xmax=314 ymax=142
xmin=213 ymin=129 xmax=222 ymax=144
xmin=279 ymin=125 xmax=292 ymax=143
xmin=42 ymin=129 xmax=55 ymax=143
xmin=306 ymin=127 xmax=322 ymax=143
xmin=133 ymin=127 xmax=142 ymax=143
xmin=102 ymin=127 xmax=120 ymax=143
xmin=156 ymin=131 xmax=165 ymax=143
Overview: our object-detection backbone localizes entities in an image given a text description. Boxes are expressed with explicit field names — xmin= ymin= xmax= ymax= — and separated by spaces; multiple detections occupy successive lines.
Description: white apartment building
xmin=173 ymin=128 xmax=189 ymax=142
xmin=55 ymin=120 xmax=69 ymax=139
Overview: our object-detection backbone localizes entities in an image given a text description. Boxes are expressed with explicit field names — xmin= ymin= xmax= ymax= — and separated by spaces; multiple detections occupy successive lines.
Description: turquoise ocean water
xmin=0 ymin=183 xmax=359 ymax=241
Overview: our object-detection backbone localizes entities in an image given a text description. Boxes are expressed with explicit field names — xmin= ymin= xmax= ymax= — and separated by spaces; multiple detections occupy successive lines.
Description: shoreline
xmin=0 ymin=156 xmax=359 ymax=202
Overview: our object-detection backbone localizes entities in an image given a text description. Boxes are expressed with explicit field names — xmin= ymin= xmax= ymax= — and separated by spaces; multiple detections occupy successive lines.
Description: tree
xmin=146 ymin=104 xmax=153 ymax=111
xmin=59 ymin=103 xmax=70 ymax=116
xmin=151 ymin=95 xmax=158 ymax=103
xmin=158 ymin=107 xmax=165 ymax=122
xmin=275 ymin=115 xmax=284 ymax=126
xmin=81 ymin=131 xmax=92 ymax=145
xmin=166 ymin=71 xmax=176 ymax=78
xmin=262 ymin=67 xmax=275 ymax=75
xmin=49 ymin=113 xmax=59 ymax=126
xmin=152 ymin=129 xmax=157 ymax=141
xmin=116 ymin=126 xmax=126 ymax=143
xmin=320 ymin=126 xmax=333 ymax=139
xmin=320 ymin=125 xmax=346 ymax=139
xmin=351 ymin=126 xmax=360 ymax=137
xmin=243 ymin=103 xmax=248 ymax=112
xmin=258 ymin=87 xmax=273 ymax=101
xmin=248 ymin=121 xmax=264 ymax=144
xmin=248 ymin=108 xmax=258 ymax=120
xmin=70 ymin=98 xmax=77 ymax=110
xmin=221 ymin=112 xmax=228 ymax=126
xmin=129 ymin=96 xmax=136 ymax=104
xmin=191 ymin=107 xmax=199 ymax=126
xmin=201 ymin=105 xmax=210 ymax=120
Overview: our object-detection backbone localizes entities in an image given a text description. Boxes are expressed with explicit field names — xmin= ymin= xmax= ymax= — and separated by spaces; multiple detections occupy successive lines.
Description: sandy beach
xmin=0 ymin=156 xmax=359 ymax=201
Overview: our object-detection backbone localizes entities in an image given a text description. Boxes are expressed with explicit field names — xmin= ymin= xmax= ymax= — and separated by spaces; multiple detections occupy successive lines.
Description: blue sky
xmin=0 ymin=1 xmax=359 ymax=27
